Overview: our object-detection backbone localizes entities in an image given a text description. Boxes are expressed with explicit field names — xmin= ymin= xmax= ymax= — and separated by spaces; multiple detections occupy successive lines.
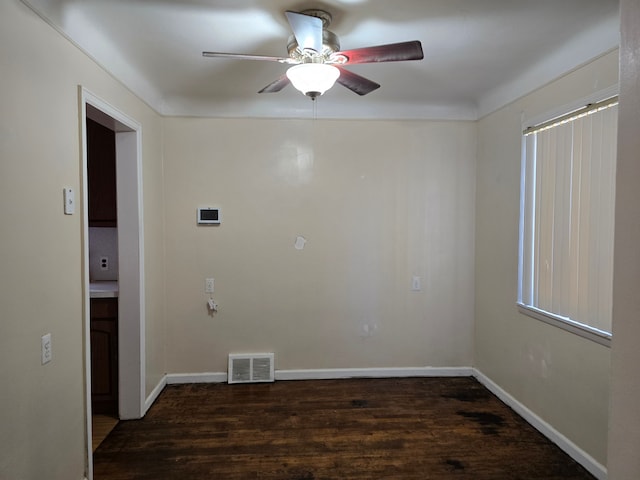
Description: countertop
xmin=90 ymin=281 xmax=119 ymax=298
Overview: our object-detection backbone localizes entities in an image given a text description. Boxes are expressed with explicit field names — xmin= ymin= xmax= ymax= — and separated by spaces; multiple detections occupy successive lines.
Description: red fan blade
xmin=336 ymin=41 xmax=423 ymax=65
xmin=336 ymin=68 xmax=380 ymax=96
xmin=258 ymin=75 xmax=291 ymax=94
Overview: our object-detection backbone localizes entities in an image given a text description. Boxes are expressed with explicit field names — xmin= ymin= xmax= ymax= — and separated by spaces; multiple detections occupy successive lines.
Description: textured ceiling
xmin=23 ymin=0 xmax=619 ymax=119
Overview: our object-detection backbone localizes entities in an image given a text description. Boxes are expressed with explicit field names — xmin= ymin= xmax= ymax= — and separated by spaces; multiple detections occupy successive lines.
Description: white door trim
xmin=80 ymin=87 xmax=145 ymax=480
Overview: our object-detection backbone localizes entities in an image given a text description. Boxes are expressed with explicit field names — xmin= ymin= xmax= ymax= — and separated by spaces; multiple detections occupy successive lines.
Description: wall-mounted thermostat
xmin=197 ymin=207 xmax=221 ymax=225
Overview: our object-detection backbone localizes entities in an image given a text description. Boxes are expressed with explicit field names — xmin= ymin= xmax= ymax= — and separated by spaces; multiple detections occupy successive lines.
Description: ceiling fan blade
xmin=203 ymin=51 xmax=294 ymax=63
xmin=258 ymin=74 xmax=291 ymax=94
xmin=285 ymin=11 xmax=323 ymax=53
xmin=336 ymin=41 xmax=424 ymax=65
xmin=336 ymin=67 xmax=380 ymax=96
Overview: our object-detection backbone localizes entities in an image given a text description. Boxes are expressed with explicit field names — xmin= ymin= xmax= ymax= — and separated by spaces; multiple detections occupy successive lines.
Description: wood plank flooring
xmin=93 ymin=414 xmax=119 ymax=452
xmin=93 ymin=377 xmax=595 ymax=479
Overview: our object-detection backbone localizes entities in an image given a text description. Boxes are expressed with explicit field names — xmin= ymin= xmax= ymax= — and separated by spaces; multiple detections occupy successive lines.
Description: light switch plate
xmin=63 ymin=187 xmax=75 ymax=215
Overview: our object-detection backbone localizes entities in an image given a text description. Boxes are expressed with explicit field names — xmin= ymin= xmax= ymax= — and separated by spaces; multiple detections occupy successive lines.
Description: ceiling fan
xmin=203 ymin=9 xmax=424 ymax=100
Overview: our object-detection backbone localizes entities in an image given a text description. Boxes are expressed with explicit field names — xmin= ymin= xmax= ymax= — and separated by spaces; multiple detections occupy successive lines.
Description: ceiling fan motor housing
xmin=287 ymin=30 xmax=340 ymax=60
xmin=300 ymin=9 xmax=333 ymax=28
xmin=286 ymin=9 xmax=340 ymax=61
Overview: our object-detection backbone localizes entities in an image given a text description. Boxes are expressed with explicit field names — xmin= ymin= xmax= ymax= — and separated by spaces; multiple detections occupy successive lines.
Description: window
xmin=518 ymin=97 xmax=618 ymax=345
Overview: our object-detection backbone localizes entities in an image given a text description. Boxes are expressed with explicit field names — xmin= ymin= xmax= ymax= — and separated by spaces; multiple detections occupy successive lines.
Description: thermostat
xmin=197 ymin=207 xmax=221 ymax=225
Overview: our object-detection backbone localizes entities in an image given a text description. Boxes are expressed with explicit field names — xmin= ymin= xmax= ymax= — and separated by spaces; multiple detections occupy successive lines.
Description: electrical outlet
xmin=41 ymin=333 xmax=52 ymax=364
xmin=205 ymin=278 xmax=215 ymax=293
xmin=100 ymin=256 xmax=109 ymax=271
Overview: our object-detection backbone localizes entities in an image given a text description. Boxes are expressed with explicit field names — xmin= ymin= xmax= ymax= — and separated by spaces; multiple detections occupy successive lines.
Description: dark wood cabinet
xmin=90 ymin=298 xmax=118 ymax=415
xmin=87 ymin=118 xmax=117 ymax=227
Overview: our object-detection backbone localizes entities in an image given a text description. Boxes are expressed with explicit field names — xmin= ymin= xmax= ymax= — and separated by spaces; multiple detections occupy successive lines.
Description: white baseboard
xmin=162 ymin=367 xmax=472 ymax=385
xmin=166 ymin=372 xmax=227 ymax=384
xmin=144 ymin=375 xmax=167 ymax=414
xmin=472 ymin=369 xmax=607 ymax=480
xmin=276 ymin=366 xmax=473 ymax=381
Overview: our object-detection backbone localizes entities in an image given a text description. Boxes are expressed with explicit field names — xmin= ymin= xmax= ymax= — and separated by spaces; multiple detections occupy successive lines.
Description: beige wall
xmin=0 ymin=2 xmax=165 ymax=479
xmin=608 ymin=0 xmax=640 ymax=477
xmin=475 ymin=49 xmax=619 ymax=467
xmin=163 ymin=118 xmax=476 ymax=373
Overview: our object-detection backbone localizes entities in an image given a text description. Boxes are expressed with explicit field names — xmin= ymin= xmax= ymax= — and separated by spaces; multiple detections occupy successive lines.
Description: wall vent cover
xmin=228 ymin=353 xmax=275 ymax=384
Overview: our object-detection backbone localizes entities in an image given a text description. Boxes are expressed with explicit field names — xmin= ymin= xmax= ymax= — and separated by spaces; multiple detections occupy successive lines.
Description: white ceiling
xmin=23 ymin=0 xmax=619 ymax=120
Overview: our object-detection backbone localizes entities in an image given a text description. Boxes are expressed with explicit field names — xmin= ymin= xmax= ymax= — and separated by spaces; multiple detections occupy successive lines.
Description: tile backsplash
xmin=89 ymin=227 xmax=118 ymax=281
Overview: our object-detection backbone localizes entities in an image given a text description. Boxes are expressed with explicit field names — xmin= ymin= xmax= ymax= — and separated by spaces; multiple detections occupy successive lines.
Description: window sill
xmin=517 ymin=303 xmax=611 ymax=347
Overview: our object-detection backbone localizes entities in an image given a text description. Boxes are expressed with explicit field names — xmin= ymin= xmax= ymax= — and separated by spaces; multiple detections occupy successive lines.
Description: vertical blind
xmin=520 ymin=100 xmax=617 ymax=334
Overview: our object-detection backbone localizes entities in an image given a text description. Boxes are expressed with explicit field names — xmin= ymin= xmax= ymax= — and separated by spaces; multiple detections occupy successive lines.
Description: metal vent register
xmin=228 ymin=353 xmax=275 ymax=384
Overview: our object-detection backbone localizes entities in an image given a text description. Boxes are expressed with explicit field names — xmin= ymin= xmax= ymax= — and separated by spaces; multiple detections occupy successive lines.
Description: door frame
xmin=80 ymin=87 xmax=146 ymax=479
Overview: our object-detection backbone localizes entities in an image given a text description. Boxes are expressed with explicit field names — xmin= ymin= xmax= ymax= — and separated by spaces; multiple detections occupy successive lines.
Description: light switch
xmin=63 ymin=187 xmax=75 ymax=215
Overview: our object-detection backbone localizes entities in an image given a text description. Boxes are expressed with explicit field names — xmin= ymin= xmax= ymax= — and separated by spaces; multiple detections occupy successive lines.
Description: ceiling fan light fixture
xmin=286 ymin=63 xmax=340 ymax=99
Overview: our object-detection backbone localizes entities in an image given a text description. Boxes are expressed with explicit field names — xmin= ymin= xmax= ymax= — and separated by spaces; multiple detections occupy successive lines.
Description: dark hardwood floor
xmin=94 ymin=377 xmax=595 ymax=479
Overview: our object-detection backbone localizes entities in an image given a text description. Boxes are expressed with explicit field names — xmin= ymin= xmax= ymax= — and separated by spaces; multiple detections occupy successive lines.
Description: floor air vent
xmin=228 ymin=353 xmax=275 ymax=384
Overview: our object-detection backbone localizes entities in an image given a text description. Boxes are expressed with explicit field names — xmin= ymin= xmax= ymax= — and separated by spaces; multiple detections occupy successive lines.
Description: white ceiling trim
xmin=21 ymin=0 xmax=165 ymax=112
xmin=477 ymin=13 xmax=619 ymax=119
xmin=162 ymin=95 xmax=478 ymax=121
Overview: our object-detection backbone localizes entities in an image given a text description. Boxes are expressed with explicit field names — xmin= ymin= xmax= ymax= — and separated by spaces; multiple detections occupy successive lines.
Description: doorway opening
xmin=81 ymin=88 xmax=145 ymax=479
xmin=87 ymin=115 xmax=119 ymax=446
